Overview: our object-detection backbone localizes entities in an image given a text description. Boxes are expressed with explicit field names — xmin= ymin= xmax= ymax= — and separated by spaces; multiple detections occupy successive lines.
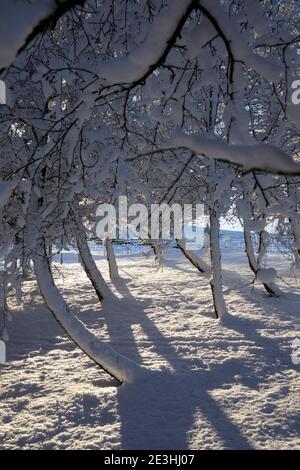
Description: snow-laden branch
xmin=168 ymin=130 xmax=300 ymax=176
xmin=0 ymin=0 xmax=84 ymax=73
xmin=95 ymin=0 xmax=197 ymax=88
xmin=34 ymin=238 xmax=142 ymax=384
xmin=95 ymin=0 xmax=281 ymax=90
xmin=199 ymin=0 xmax=282 ymax=82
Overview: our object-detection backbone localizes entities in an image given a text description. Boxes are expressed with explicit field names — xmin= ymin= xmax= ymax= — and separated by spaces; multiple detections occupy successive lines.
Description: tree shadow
xmin=106 ymin=265 xmax=299 ymax=449
xmin=221 ymin=265 xmax=300 ymax=370
xmin=5 ymin=287 xmax=75 ymax=362
xmin=159 ymin=257 xmax=203 ymax=275
xmin=117 ymin=370 xmax=253 ymax=450
xmin=221 ymin=315 xmax=299 ymax=378
xmin=5 ymin=260 xmax=298 ymax=449
xmin=98 ymin=276 xmax=256 ymax=449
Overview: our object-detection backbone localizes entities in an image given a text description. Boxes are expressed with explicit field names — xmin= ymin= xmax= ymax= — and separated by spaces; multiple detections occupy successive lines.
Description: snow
xmin=183 ymin=18 xmax=216 ymax=60
xmin=96 ymin=0 xmax=192 ymax=86
xmin=0 ymin=179 xmax=18 ymax=209
xmin=245 ymin=220 xmax=266 ymax=232
xmin=200 ymin=0 xmax=282 ymax=83
xmin=0 ymin=248 xmax=299 ymax=449
xmin=0 ymin=0 xmax=57 ymax=70
xmin=0 ymin=0 xmax=299 ymax=451
xmin=170 ymin=130 xmax=300 ymax=175
xmin=34 ymin=240 xmax=141 ymax=384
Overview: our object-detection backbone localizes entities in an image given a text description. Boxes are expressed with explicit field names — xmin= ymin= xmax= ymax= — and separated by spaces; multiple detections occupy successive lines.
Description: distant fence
xmin=91 ymin=234 xmax=292 ymax=254
xmin=219 ymin=233 xmax=291 ymax=252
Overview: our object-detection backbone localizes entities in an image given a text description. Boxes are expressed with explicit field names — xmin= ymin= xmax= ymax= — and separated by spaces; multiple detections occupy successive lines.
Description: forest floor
xmin=0 ymin=247 xmax=299 ymax=449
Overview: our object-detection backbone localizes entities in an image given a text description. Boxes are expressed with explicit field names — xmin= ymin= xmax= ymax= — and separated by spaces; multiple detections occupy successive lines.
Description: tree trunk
xmin=71 ymin=209 xmax=110 ymax=302
xmin=147 ymin=241 xmax=163 ymax=263
xmin=105 ymin=238 xmax=119 ymax=280
xmin=209 ymin=208 xmax=228 ymax=319
xmin=243 ymin=228 xmax=280 ymax=297
xmin=176 ymin=238 xmax=211 ymax=275
xmin=34 ymin=239 xmax=142 ymax=384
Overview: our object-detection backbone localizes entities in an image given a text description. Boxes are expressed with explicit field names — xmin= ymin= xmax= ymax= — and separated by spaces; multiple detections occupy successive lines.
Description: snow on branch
xmin=168 ymin=130 xmax=300 ymax=176
xmin=96 ymin=0 xmax=197 ymax=88
xmin=0 ymin=0 xmax=85 ymax=73
xmin=199 ymin=0 xmax=282 ymax=82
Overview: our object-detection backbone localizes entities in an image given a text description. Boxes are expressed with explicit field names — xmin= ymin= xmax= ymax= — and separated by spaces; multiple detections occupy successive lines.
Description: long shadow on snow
xmin=100 ymin=276 xmax=255 ymax=450
xmin=7 ymin=264 xmax=298 ymax=449
xmin=221 ymin=266 xmax=300 ymax=376
xmin=67 ymin=270 xmax=298 ymax=448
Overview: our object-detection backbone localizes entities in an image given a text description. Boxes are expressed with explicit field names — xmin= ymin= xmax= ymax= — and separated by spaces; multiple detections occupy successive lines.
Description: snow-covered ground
xmin=0 ymin=247 xmax=299 ymax=449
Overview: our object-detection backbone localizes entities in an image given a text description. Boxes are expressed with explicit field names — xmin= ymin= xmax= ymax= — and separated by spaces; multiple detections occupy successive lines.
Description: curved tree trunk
xmin=34 ymin=239 xmax=142 ymax=384
xmin=71 ymin=208 xmax=110 ymax=302
xmin=209 ymin=208 xmax=228 ymax=319
xmin=105 ymin=237 xmax=119 ymax=280
xmin=176 ymin=238 xmax=211 ymax=275
xmin=243 ymin=228 xmax=280 ymax=297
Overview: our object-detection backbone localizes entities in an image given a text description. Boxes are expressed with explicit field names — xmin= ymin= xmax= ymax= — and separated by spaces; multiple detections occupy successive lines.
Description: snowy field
xmin=0 ymin=247 xmax=299 ymax=450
